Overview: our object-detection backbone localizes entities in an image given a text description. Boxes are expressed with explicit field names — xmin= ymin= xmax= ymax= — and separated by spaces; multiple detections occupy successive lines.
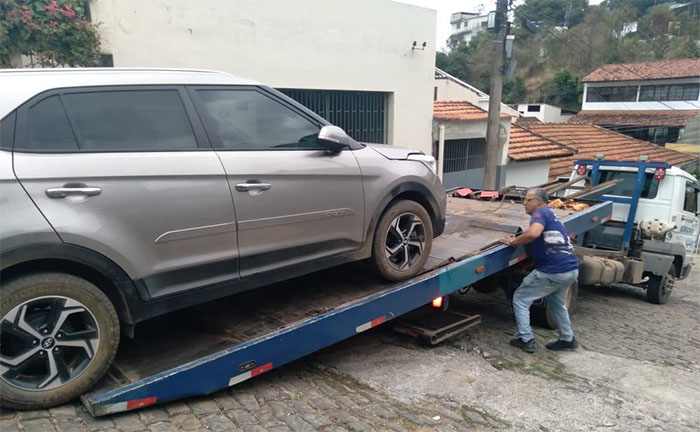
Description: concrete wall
xmin=91 ymin=0 xmax=436 ymax=154
xmin=435 ymin=77 xmax=520 ymax=116
xmin=679 ymin=113 xmax=700 ymax=144
xmin=505 ymin=159 xmax=551 ymax=187
xmin=582 ymin=78 xmax=700 ymax=111
xmin=517 ymin=104 xmax=571 ymax=122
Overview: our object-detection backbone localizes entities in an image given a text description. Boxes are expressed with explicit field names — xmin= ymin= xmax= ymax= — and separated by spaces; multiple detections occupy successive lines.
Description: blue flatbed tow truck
xmin=80 ymin=186 xmax=613 ymax=416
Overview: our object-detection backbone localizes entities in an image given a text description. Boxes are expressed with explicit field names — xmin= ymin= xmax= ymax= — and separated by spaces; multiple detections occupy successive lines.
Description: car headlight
xmin=407 ymin=154 xmax=437 ymax=175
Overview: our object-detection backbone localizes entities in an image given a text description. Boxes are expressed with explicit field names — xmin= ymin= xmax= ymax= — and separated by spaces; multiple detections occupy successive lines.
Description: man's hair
xmin=529 ymin=188 xmax=549 ymax=203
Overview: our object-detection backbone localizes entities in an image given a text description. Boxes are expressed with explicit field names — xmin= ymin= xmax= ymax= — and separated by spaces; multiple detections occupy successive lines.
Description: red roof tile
xmin=582 ymin=58 xmax=700 ymax=82
xmin=521 ymin=123 xmax=698 ymax=179
xmin=569 ymin=110 xmax=700 ymax=127
xmin=508 ymin=125 xmax=576 ymax=161
xmin=433 ymin=101 xmax=510 ymax=121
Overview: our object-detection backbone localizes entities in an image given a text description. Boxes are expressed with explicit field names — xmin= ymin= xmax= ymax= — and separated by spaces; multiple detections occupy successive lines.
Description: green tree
xmin=547 ymin=69 xmax=582 ymax=111
xmin=515 ymin=0 xmax=590 ymax=28
xmin=0 ymin=0 xmax=101 ymax=67
xmin=602 ymin=0 xmax=659 ymax=17
xmin=503 ymin=75 xmax=528 ymax=104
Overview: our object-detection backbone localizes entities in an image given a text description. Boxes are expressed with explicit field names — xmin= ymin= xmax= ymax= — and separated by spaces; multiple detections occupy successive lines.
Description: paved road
xmin=2 ymin=270 xmax=699 ymax=431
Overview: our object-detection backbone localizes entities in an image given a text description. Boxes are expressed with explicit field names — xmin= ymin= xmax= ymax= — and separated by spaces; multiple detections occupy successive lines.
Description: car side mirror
xmin=317 ymin=125 xmax=352 ymax=152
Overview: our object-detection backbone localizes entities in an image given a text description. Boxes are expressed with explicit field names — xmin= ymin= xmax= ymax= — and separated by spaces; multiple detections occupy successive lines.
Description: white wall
xmin=435 ymin=77 xmax=520 ymax=116
xmin=505 ymin=159 xmax=551 ymax=187
xmin=91 ymin=0 xmax=436 ymax=154
xmin=517 ymin=104 xmax=571 ymax=122
xmin=582 ymin=78 xmax=700 ymax=111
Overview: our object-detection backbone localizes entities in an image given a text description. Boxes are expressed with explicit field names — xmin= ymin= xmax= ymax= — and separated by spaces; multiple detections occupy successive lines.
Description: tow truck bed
xmin=82 ymin=198 xmax=612 ymax=416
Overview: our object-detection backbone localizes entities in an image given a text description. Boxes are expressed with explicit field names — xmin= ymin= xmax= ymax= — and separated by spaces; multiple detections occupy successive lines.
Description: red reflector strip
xmin=126 ymin=397 xmax=157 ymax=410
xmin=250 ymin=362 xmax=273 ymax=377
xmin=508 ymin=254 xmax=527 ymax=266
xmin=229 ymin=362 xmax=273 ymax=386
xmin=592 ymin=216 xmax=599 ymax=223
xmin=475 ymin=266 xmax=485 ymax=274
xmin=356 ymin=315 xmax=386 ymax=333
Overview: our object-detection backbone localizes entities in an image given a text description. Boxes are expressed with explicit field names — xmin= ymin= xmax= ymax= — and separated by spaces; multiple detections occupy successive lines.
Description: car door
xmin=189 ymin=86 xmax=365 ymax=278
xmin=12 ymin=86 xmax=239 ymax=299
xmin=676 ymin=180 xmax=700 ymax=257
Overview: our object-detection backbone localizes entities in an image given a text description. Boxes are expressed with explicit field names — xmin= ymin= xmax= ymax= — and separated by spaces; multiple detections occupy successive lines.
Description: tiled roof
xmin=521 ymin=123 xmax=699 ymax=179
xmin=514 ymin=116 xmax=543 ymax=126
xmin=569 ymin=110 xmax=700 ymax=127
xmin=582 ymin=58 xmax=700 ymax=82
xmin=433 ymin=101 xmax=510 ymax=121
xmin=508 ymin=125 xmax=576 ymax=161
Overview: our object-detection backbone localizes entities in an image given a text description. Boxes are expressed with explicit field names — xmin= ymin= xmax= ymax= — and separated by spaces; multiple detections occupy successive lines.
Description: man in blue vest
xmin=499 ymin=188 xmax=579 ymax=353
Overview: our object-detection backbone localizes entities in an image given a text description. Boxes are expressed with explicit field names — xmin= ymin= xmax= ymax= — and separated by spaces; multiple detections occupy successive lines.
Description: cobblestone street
xmin=2 ymin=270 xmax=699 ymax=432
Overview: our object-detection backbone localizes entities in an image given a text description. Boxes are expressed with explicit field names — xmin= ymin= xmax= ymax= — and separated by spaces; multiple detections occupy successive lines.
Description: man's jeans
xmin=512 ymin=269 xmax=579 ymax=342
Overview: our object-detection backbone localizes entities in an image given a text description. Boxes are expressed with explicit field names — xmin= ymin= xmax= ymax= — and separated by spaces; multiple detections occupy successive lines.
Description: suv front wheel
xmin=371 ymin=200 xmax=433 ymax=281
xmin=0 ymin=273 xmax=120 ymax=410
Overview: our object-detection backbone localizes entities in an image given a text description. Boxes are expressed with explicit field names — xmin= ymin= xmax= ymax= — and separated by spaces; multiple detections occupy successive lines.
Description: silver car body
xmin=0 ymin=68 xmax=445 ymax=324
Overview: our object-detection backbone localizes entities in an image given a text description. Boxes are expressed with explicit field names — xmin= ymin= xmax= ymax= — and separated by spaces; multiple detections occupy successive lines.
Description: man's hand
xmin=499 ymin=236 xmax=515 ymax=246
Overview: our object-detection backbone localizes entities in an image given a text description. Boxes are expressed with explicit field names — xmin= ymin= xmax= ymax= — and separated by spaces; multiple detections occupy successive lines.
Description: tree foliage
xmin=0 ymin=0 xmax=101 ymax=67
xmin=437 ymin=1 xmax=699 ymax=111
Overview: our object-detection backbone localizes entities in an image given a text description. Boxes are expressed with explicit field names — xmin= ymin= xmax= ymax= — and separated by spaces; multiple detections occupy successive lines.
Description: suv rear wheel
xmin=371 ymin=200 xmax=433 ymax=281
xmin=0 ymin=273 xmax=119 ymax=410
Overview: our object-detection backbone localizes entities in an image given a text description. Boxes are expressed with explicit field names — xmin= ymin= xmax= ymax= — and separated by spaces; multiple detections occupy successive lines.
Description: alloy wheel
xmin=384 ymin=212 xmax=426 ymax=270
xmin=0 ymin=296 xmax=100 ymax=391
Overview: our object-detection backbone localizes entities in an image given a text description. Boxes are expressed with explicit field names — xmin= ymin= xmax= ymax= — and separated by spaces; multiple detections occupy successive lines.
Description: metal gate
xmin=278 ymin=89 xmax=387 ymax=143
xmin=442 ymin=138 xmax=486 ymax=189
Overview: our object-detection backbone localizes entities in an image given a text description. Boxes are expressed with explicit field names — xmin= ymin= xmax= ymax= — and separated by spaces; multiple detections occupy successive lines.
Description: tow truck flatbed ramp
xmin=82 ymin=199 xmax=612 ymax=416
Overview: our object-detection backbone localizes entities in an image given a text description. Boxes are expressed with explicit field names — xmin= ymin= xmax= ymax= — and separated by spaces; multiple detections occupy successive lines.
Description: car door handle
xmin=235 ymin=183 xmax=272 ymax=192
xmin=46 ymin=186 xmax=102 ymax=199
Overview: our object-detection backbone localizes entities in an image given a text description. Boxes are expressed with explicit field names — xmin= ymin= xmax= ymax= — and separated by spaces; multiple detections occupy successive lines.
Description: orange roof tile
xmin=508 ymin=125 xmax=576 ymax=161
xmin=433 ymin=101 xmax=510 ymax=121
xmin=521 ymin=123 xmax=698 ymax=179
xmin=582 ymin=58 xmax=700 ymax=82
xmin=569 ymin=110 xmax=700 ymax=127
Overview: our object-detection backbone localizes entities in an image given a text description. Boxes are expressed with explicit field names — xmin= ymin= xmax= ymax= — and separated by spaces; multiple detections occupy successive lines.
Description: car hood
xmin=364 ymin=144 xmax=423 ymax=160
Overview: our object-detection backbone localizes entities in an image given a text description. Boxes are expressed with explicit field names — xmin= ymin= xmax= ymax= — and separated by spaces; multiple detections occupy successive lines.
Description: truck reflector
xmin=356 ymin=316 xmax=386 ymax=333
xmin=432 ymin=297 xmax=443 ymax=308
xmin=228 ymin=362 xmax=273 ymax=386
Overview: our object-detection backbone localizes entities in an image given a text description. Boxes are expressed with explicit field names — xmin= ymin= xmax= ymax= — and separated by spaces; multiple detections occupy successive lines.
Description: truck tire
xmin=646 ymin=269 xmax=674 ymax=305
xmin=530 ymin=280 xmax=578 ymax=330
xmin=370 ymin=200 xmax=433 ymax=281
xmin=0 ymin=273 xmax=120 ymax=410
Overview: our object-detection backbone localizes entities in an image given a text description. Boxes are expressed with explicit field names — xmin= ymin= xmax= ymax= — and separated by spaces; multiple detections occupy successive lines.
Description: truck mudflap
xmin=81 ymin=200 xmax=613 ymax=417
xmin=640 ymin=251 xmax=675 ymax=277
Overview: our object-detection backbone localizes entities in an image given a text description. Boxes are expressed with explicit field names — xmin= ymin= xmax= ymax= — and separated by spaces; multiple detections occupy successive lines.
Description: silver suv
xmin=0 ymin=68 xmax=445 ymax=409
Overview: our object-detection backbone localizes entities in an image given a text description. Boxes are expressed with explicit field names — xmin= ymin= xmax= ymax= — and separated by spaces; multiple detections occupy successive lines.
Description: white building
xmin=448 ymin=12 xmax=489 ymax=49
xmin=572 ymin=58 xmax=700 ymax=145
xmin=90 ymin=0 xmax=437 ymax=154
xmin=517 ymin=103 xmax=576 ymax=123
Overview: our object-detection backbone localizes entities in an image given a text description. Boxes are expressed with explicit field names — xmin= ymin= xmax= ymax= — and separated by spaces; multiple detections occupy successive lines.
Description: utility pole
xmin=483 ymin=0 xmax=508 ymax=190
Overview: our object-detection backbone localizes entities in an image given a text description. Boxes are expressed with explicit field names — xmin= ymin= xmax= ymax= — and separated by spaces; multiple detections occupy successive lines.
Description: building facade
xmin=90 ymin=0 xmax=437 ymax=154
xmin=517 ymin=103 xmax=575 ymax=123
xmin=447 ymin=11 xmax=489 ymax=49
xmin=574 ymin=59 xmax=700 ymax=146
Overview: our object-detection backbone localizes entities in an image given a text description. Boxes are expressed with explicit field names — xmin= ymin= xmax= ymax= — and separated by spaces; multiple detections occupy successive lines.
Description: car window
xmin=24 ymin=96 xmax=79 ymax=151
xmin=598 ymin=170 xmax=660 ymax=199
xmin=684 ymin=182 xmax=697 ymax=213
xmin=61 ymin=90 xmax=198 ymax=151
xmin=195 ymin=89 xmax=321 ymax=150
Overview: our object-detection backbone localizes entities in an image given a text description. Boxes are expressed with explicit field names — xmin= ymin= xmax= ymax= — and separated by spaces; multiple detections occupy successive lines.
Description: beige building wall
xmin=91 ymin=0 xmax=437 ymax=153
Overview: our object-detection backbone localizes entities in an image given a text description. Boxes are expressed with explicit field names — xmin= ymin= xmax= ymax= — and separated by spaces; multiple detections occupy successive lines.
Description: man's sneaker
xmin=509 ymin=337 xmax=535 ymax=353
xmin=546 ymin=337 xmax=579 ymax=351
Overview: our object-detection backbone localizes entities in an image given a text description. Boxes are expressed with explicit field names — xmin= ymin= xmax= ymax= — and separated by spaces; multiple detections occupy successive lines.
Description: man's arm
xmin=499 ymin=222 xmax=545 ymax=246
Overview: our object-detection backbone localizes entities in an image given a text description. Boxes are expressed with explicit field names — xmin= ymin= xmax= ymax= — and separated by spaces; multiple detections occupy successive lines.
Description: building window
xmin=443 ymin=138 xmax=486 ymax=173
xmin=586 ymin=86 xmax=638 ymax=102
xmin=639 ymin=83 xmax=700 ymax=102
xmin=610 ymin=125 xmax=681 ymax=145
xmin=278 ymin=89 xmax=388 ymax=144
xmin=527 ymin=105 xmax=541 ymax=112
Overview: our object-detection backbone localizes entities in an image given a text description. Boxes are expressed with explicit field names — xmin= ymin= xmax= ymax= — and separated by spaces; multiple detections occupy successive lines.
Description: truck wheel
xmin=646 ymin=269 xmax=674 ymax=305
xmin=0 ymin=273 xmax=120 ymax=410
xmin=371 ymin=200 xmax=433 ymax=281
xmin=530 ymin=281 xmax=578 ymax=330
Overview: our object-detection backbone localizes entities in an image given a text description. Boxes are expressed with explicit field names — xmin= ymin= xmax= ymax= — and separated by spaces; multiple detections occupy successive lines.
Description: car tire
xmin=0 ymin=273 xmax=120 ymax=410
xmin=646 ymin=269 xmax=674 ymax=305
xmin=370 ymin=200 xmax=433 ymax=281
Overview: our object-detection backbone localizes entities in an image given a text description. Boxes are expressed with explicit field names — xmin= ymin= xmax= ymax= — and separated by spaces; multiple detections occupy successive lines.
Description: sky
xmin=394 ymin=0 xmax=604 ymax=52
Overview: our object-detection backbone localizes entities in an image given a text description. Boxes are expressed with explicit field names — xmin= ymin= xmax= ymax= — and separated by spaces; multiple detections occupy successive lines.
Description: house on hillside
xmin=88 ymin=0 xmax=437 ymax=154
xmin=447 ymin=11 xmax=489 ymax=48
xmin=571 ymin=58 xmax=700 ymax=146
xmin=517 ymin=103 xmax=576 ymax=123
